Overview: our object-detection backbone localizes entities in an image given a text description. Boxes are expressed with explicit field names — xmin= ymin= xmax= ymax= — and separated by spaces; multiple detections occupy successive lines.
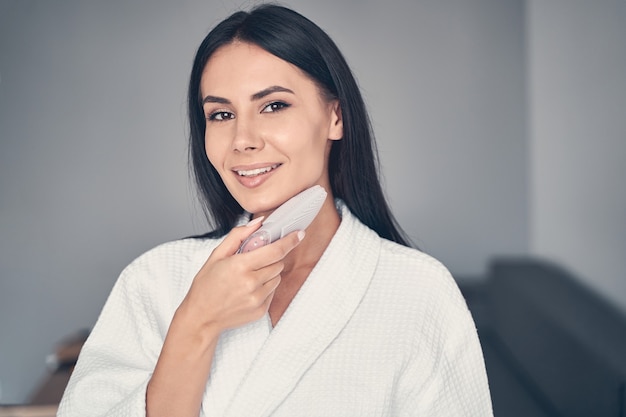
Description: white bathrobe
xmin=58 ymin=203 xmax=492 ymax=416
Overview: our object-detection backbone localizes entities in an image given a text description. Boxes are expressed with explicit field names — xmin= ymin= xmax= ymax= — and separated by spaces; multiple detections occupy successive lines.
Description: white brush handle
xmin=237 ymin=185 xmax=327 ymax=253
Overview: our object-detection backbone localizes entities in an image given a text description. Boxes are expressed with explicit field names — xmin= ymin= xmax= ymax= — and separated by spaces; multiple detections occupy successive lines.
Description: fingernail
xmin=246 ymin=216 xmax=264 ymax=227
xmin=297 ymin=230 xmax=306 ymax=241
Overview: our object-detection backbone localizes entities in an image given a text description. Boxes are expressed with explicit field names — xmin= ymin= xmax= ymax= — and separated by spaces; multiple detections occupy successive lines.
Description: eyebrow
xmin=251 ymin=85 xmax=294 ymax=101
xmin=202 ymin=85 xmax=295 ymax=105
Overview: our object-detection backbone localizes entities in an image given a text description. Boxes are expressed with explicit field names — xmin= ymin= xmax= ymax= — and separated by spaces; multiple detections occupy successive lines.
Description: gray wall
xmin=528 ymin=1 xmax=626 ymax=319
xmin=0 ymin=0 xmax=618 ymax=404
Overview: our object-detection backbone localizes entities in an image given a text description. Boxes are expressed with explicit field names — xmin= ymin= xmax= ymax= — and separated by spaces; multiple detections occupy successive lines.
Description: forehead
xmin=200 ymin=42 xmax=318 ymax=97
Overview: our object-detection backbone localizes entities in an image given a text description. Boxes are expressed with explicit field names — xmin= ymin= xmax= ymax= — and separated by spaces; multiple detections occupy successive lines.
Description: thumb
xmin=211 ymin=216 xmax=265 ymax=259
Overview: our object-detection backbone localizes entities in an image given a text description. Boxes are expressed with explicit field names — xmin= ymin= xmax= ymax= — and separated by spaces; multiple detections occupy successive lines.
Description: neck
xmin=267 ymin=198 xmax=340 ymax=327
xmin=282 ymin=197 xmax=340 ymax=274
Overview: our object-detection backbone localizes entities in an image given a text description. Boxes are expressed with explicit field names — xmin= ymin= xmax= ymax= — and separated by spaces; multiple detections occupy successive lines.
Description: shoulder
xmin=340 ymin=203 xmax=460 ymax=302
xmin=115 ymin=236 xmax=222 ymax=296
xmin=377 ymin=239 xmax=458 ymax=294
xmin=371 ymin=238 xmax=473 ymax=337
xmin=126 ymin=237 xmax=219 ymax=271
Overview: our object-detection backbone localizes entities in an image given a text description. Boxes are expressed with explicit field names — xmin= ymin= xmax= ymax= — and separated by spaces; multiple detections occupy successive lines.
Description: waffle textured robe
xmin=58 ymin=203 xmax=492 ymax=416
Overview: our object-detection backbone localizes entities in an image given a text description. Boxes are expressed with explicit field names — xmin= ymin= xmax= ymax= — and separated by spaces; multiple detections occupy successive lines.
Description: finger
xmin=244 ymin=230 xmax=305 ymax=270
xmin=260 ymin=275 xmax=281 ymax=308
xmin=263 ymin=274 xmax=282 ymax=291
xmin=210 ymin=216 xmax=265 ymax=259
xmin=255 ymin=262 xmax=285 ymax=286
xmin=239 ymin=274 xmax=280 ymax=322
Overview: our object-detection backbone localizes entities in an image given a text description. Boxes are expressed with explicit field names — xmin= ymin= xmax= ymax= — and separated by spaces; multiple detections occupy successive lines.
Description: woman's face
xmin=200 ymin=42 xmax=343 ymax=216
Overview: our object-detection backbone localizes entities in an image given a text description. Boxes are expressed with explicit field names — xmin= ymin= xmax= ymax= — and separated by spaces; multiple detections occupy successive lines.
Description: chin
xmin=237 ymin=190 xmax=300 ymax=216
xmin=229 ymin=176 xmax=328 ymax=215
xmin=234 ymin=194 xmax=280 ymax=216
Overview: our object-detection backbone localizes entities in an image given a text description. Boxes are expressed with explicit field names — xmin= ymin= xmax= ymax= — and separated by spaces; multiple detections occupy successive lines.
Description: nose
xmin=232 ymin=117 xmax=264 ymax=152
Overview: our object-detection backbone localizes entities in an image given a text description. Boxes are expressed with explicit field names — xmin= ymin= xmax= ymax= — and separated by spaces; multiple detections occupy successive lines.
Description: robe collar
xmin=207 ymin=201 xmax=381 ymax=417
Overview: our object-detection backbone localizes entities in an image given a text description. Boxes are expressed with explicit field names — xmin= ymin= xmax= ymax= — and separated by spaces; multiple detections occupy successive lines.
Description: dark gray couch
xmin=462 ymin=258 xmax=626 ymax=417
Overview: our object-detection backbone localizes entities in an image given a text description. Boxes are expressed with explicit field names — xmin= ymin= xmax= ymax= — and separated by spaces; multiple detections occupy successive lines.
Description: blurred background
xmin=0 ymin=0 xmax=624 ymax=415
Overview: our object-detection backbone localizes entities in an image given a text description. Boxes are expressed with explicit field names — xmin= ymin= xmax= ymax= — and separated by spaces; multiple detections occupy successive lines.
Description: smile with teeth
xmin=235 ymin=163 xmax=281 ymax=177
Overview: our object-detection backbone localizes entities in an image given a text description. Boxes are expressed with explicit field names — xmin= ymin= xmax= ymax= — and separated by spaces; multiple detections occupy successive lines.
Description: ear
xmin=327 ymin=100 xmax=343 ymax=141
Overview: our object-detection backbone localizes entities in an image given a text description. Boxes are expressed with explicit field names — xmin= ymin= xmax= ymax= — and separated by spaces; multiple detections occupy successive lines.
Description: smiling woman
xmin=201 ymin=42 xmax=342 ymax=217
xmin=56 ymin=4 xmax=492 ymax=417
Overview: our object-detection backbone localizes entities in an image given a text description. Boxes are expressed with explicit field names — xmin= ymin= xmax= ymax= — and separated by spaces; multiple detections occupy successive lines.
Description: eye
xmin=261 ymin=101 xmax=290 ymax=113
xmin=207 ymin=111 xmax=234 ymax=121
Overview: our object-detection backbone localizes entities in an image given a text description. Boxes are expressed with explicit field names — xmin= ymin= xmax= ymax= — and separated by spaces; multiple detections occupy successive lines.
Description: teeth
xmin=236 ymin=164 xmax=280 ymax=177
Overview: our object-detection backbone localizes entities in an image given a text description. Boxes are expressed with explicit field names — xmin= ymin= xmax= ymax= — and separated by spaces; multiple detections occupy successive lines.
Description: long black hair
xmin=188 ymin=4 xmax=411 ymax=247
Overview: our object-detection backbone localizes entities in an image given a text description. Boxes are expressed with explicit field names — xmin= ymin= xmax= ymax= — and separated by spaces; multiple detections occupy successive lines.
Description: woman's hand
xmin=146 ymin=220 xmax=304 ymax=417
xmin=180 ymin=217 xmax=305 ymax=333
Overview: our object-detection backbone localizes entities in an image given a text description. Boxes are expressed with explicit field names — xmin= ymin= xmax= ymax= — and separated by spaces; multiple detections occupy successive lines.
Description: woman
xmin=58 ymin=5 xmax=492 ymax=417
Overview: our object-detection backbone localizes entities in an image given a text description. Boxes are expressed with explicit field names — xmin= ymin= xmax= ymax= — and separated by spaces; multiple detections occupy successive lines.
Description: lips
xmin=234 ymin=163 xmax=281 ymax=177
xmin=230 ymin=162 xmax=282 ymax=189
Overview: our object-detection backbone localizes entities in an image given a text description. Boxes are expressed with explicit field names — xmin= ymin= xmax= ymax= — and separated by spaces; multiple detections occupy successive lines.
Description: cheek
xmin=296 ymin=138 xmax=331 ymax=179
xmin=296 ymin=120 xmax=332 ymax=165
xmin=204 ymin=135 xmax=224 ymax=173
xmin=204 ymin=138 xmax=213 ymax=163
xmin=204 ymin=128 xmax=223 ymax=158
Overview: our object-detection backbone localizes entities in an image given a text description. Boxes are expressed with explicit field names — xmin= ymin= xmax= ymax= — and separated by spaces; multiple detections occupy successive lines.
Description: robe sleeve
xmin=395 ymin=268 xmax=493 ymax=416
xmin=57 ymin=257 xmax=164 ymax=417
